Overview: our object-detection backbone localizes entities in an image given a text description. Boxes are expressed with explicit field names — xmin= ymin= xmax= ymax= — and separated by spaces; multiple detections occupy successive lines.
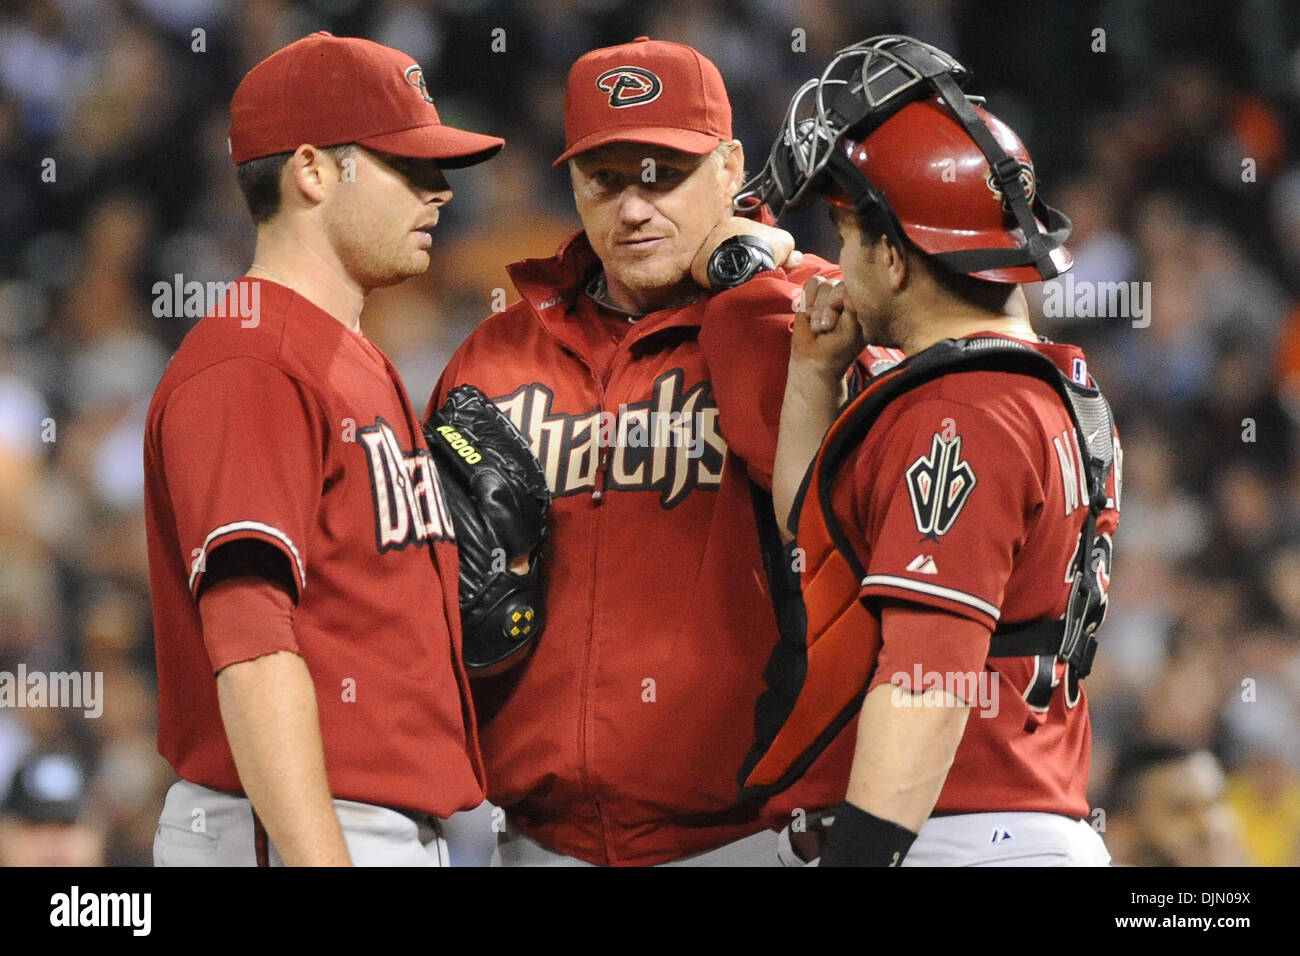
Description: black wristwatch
xmin=706 ymin=235 xmax=777 ymax=291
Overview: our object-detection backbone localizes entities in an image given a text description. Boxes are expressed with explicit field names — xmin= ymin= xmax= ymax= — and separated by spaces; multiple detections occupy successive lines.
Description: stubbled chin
xmin=367 ymin=255 xmax=429 ymax=288
xmin=606 ymin=258 xmax=689 ymax=293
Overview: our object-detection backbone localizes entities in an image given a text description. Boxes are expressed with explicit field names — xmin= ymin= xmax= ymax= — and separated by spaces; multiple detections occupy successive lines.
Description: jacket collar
xmin=506 ymin=230 xmax=599 ymax=319
xmin=506 ymin=231 xmax=711 ymax=356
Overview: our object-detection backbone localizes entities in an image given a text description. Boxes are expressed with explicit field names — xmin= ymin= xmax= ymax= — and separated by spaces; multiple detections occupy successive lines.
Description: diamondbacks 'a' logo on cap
xmin=404 ymin=64 xmax=435 ymax=105
xmin=596 ymin=67 xmax=663 ymax=108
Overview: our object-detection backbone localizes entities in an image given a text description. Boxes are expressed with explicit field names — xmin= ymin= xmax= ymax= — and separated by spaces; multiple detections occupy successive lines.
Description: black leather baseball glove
xmin=425 ymin=385 xmax=550 ymax=675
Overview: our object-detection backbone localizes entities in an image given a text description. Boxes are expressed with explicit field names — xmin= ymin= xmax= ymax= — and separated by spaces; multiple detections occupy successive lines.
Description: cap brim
xmin=553 ymin=126 xmax=722 ymax=167
xmin=359 ymin=123 xmax=504 ymax=168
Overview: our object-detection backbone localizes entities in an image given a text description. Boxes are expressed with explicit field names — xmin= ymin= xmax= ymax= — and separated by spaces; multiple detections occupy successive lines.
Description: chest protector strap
xmin=737 ymin=337 xmax=1115 ymax=801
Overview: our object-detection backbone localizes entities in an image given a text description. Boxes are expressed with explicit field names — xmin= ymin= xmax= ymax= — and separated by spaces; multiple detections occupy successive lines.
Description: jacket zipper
xmin=592 ymin=450 xmax=610 ymax=502
xmin=574 ymin=348 xmax=612 ymax=860
xmin=536 ymin=299 xmax=648 ymax=864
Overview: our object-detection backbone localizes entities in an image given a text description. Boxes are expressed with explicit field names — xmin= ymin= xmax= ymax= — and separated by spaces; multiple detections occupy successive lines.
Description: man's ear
xmin=883 ymin=235 xmax=909 ymax=291
xmin=722 ymin=140 xmax=745 ymax=198
xmin=285 ymin=144 xmax=333 ymax=208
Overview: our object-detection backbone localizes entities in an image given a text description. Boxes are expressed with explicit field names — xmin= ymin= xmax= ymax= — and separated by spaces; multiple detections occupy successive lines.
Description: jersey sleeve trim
xmin=859 ymin=574 xmax=1001 ymax=625
xmin=189 ymin=521 xmax=307 ymax=597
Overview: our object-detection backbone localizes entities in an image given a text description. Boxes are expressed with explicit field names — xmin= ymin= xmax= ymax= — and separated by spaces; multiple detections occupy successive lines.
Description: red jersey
xmin=431 ymin=231 xmax=839 ymax=865
xmin=144 ymin=278 xmax=484 ymax=818
xmin=833 ymin=334 xmax=1121 ymax=818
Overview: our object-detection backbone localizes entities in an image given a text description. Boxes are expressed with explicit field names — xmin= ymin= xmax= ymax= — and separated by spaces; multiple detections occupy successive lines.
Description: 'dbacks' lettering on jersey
xmin=491 ymin=369 xmax=727 ymax=507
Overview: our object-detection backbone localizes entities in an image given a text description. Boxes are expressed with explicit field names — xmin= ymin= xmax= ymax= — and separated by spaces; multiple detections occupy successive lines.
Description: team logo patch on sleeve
xmin=905 ymin=432 xmax=977 ymax=539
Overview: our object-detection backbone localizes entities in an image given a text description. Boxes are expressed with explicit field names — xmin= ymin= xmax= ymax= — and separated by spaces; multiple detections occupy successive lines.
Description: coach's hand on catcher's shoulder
xmin=690 ymin=216 xmax=801 ymax=289
xmin=792 ymin=275 xmax=864 ymax=378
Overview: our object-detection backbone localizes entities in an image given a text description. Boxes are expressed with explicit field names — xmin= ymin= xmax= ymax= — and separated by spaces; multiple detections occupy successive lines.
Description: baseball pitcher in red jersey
xmin=143 ymin=33 xmax=503 ymax=866
xmin=737 ymin=36 xmax=1122 ymax=866
xmin=430 ymin=37 xmax=844 ymax=866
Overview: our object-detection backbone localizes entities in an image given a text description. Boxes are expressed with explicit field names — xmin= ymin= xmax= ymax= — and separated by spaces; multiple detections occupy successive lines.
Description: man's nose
xmin=423 ymin=186 xmax=454 ymax=207
xmin=617 ymin=186 xmax=655 ymax=224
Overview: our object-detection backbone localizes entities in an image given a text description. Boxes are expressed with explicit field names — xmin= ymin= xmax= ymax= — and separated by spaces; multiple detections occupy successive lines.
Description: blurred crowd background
xmin=0 ymin=0 xmax=1297 ymax=866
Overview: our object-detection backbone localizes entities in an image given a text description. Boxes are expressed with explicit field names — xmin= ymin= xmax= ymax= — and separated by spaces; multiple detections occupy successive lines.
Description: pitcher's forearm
xmin=217 ymin=650 xmax=352 ymax=866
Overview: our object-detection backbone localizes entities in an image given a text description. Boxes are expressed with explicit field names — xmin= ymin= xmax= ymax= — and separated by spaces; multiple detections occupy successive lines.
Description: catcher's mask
xmin=736 ymin=34 xmax=1073 ymax=283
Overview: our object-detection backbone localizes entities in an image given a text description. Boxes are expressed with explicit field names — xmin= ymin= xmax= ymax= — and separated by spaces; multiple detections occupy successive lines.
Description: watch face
xmin=709 ymin=237 xmax=777 ymax=290
xmin=714 ymin=244 xmax=758 ymax=282
xmin=712 ymin=244 xmax=759 ymax=286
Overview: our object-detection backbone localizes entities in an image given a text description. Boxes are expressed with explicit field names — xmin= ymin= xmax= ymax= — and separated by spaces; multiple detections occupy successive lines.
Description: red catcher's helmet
xmin=738 ymin=35 xmax=1072 ymax=284
xmin=826 ymin=97 xmax=1073 ymax=284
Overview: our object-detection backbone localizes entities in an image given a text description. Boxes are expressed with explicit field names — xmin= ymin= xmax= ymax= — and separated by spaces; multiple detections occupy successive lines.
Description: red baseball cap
xmin=229 ymin=32 xmax=504 ymax=167
xmin=553 ymin=36 xmax=732 ymax=167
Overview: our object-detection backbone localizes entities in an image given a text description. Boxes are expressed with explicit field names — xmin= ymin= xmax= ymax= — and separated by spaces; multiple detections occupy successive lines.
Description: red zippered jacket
xmin=430 ymin=231 xmax=838 ymax=864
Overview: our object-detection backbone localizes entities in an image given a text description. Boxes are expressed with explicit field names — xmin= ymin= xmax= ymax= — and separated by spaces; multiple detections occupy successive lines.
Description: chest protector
xmin=738 ymin=337 xmax=1116 ymax=801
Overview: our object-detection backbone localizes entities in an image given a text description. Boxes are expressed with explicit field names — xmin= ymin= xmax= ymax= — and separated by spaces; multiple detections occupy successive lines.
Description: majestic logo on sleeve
xmin=905 ymin=433 xmax=977 ymax=539
xmin=596 ymin=67 xmax=663 ymax=108
xmin=490 ymin=369 xmax=726 ymax=508
xmin=358 ymin=417 xmax=455 ymax=552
